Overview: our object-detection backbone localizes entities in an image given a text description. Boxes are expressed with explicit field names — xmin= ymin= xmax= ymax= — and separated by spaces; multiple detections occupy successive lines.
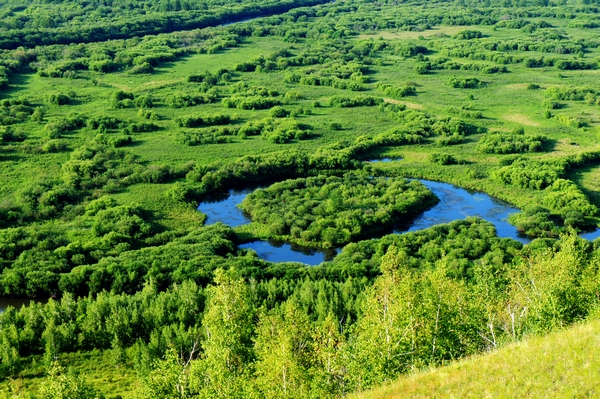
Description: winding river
xmin=197 ymin=178 xmax=543 ymax=265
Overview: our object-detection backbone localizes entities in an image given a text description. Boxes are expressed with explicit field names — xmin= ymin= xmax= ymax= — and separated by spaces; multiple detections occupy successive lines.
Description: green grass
xmin=352 ymin=319 xmax=600 ymax=399
xmin=0 ymin=351 xmax=138 ymax=399
xmin=3 ymin=23 xmax=600 ymax=221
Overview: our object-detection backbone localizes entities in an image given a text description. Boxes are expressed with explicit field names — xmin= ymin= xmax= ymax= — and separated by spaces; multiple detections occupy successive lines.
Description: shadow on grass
xmin=3 ymin=73 xmax=32 ymax=98
xmin=568 ymin=165 xmax=600 ymax=208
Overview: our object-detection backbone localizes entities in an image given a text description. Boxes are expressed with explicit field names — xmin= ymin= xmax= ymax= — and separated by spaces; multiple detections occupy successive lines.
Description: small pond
xmin=197 ymin=186 xmax=259 ymax=227
xmin=239 ymin=240 xmax=338 ymax=264
xmin=368 ymin=158 xmax=402 ymax=163
xmin=580 ymin=229 xmax=600 ymax=241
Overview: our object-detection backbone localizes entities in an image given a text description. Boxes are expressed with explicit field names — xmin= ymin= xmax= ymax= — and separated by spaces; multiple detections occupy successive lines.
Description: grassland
xmin=4 ymin=24 xmax=600 ymax=215
xmin=352 ymin=318 xmax=600 ymax=399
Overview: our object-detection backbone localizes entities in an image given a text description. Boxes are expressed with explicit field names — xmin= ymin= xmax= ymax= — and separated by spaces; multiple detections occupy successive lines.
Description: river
xmin=197 ymin=177 xmax=546 ymax=265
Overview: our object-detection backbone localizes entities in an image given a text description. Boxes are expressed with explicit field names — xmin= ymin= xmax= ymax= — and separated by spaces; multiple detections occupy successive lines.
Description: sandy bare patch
xmin=384 ymin=98 xmax=423 ymax=109
xmin=141 ymin=78 xmax=184 ymax=89
xmin=503 ymin=113 xmax=540 ymax=127
xmin=504 ymin=83 xmax=531 ymax=90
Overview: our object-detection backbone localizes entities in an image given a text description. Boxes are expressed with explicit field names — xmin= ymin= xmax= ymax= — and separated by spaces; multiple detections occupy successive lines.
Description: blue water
xmin=580 ymin=229 xmax=600 ymax=241
xmin=239 ymin=240 xmax=338 ymax=264
xmin=395 ymin=180 xmax=531 ymax=244
xmin=197 ymin=186 xmax=258 ymax=227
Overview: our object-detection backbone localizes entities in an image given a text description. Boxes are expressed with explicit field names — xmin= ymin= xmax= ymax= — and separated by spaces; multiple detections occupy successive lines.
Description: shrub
xmin=46 ymin=94 xmax=70 ymax=105
xmin=447 ymin=77 xmax=484 ymax=89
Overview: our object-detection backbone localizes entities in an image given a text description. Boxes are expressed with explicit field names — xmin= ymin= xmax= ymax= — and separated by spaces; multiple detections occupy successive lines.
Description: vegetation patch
xmin=240 ymin=175 xmax=438 ymax=247
xmin=477 ymin=128 xmax=547 ymax=154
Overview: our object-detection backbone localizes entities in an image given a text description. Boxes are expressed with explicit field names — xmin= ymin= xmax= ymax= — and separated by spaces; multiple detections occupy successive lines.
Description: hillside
xmin=353 ymin=319 xmax=600 ymax=399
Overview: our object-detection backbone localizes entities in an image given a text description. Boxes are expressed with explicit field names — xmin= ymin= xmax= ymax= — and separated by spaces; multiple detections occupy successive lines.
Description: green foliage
xmin=554 ymin=114 xmax=583 ymax=128
xmin=240 ymin=175 xmax=438 ymax=247
xmin=507 ymin=234 xmax=600 ymax=336
xmin=130 ymin=62 xmax=154 ymax=74
xmin=347 ymin=246 xmax=484 ymax=389
xmin=508 ymin=206 xmax=557 ymax=237
xmin=46 ymin=94 xmax=70 ymax=106
xmin=477 ymin=129 xmax=546 ymax=154
xmin=429 ymin=153 xmax=463 ymax=165
xmin=447 ymin=77 xmax=484 ymax=89
xmin=375 ymin=83 xmax=417 ymax=98
xmin=222 ymin=95 xmax=281 ymax=110
xmin=328 ymin=96 xmax=383 ymax=108
xmin=453 ymin=30 xmax=483 ymax=40
xmin=2 ymin=1 xmax=600 ymax=397
xmin=174 ymin=114 xmax=231 ymax=128
xmin=491 ymin=159 xmax=563 ymax=190
xmin=38 ymin=362 xmax=104 ymax=399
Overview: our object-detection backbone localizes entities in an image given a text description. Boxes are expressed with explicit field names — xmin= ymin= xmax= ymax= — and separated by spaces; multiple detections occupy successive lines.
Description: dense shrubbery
xmin=375 ymin=83 xmax=417 ymax=98
xmin=477 ymin=129 xmax=547 ymax=154
xmin=509 ymin=206 xmax=557 ymax=237
xmin=222 ymin=95 xmax=281 ymax=110
xmin=453 ymin=30 xmax=483 ymax=40
xmin=491 ymin=159 xmax=562 ymax=190
xmin=284 ymin=62 xmax=369 ymax=91
xmin=447 ymin=77 xmax=484 ymax=89
xmin=328 ymin=95 xmax=383 ymax=108
xmin=175 ymin=114 xmax=231 ymax=128
xmin=179 ymin=126 xmax=238 ymax=146
xmin=166 ymin=91 xmax=219 ymax=108
xmin=429 ymin=153 xmax=464 ymax=165
xmin=7 ymin=222 xmax=600 ymax=398
xmin=240 ymin=175 xmax=438 ymax=247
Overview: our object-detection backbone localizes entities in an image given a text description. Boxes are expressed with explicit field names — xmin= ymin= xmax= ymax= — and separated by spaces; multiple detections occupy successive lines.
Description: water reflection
xmin=197 ymin=186 xmax=261 ymax=227
xmin=240 ymin=240 xmax=338 ymax=265
xmin=395 ymin=180 xmax=531 ymax=244
xmin=368 ymin=158 xmax=402 ymax=163
xmin=0 ymin=297 xmax=46 ymax=313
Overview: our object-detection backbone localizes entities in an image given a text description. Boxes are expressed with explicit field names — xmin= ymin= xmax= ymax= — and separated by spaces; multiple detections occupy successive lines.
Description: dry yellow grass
xmin=503 ymin=113 xmax=541 ymax=127
xmin=503 ymin=83 xmax=536 ymax=90
xmin=352 ymin=319 xmax=600 ymax=399
xmin=384 ymin=98 xmax=424 ymax=109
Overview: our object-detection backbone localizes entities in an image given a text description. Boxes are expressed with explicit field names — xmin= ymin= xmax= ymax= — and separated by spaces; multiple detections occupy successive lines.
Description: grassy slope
xmin=352 ymin=319 xmax=600 ymax=399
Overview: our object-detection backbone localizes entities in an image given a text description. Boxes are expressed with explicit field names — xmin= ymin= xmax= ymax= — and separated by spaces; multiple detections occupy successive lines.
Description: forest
xmin=0 ymin=0 xmax=600 ymax=397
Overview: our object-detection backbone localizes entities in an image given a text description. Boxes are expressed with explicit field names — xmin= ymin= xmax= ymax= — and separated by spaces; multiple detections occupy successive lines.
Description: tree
xmin=506 ymin=232 xmax=599 ymax=337
xmin=188 ymin=270 xmax=254 ymax=399
xmin=138 ymin=348 xmax=196 ymax=399
xmin=253 ymin=302 xmax=314 ymax=399
xmin=346 ymin=246 xmax=417 ymax=390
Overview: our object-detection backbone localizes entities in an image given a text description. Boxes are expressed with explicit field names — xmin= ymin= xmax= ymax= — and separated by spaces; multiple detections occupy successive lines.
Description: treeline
xmin=0 ymin=218 xmax=521 ymax=373
xmin=0 ymin=0 xmax=334 ymax=49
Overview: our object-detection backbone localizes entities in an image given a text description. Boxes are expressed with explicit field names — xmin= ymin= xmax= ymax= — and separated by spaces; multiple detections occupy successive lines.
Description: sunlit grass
xmin=352 ymin=319 xmax=600 ymax=399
